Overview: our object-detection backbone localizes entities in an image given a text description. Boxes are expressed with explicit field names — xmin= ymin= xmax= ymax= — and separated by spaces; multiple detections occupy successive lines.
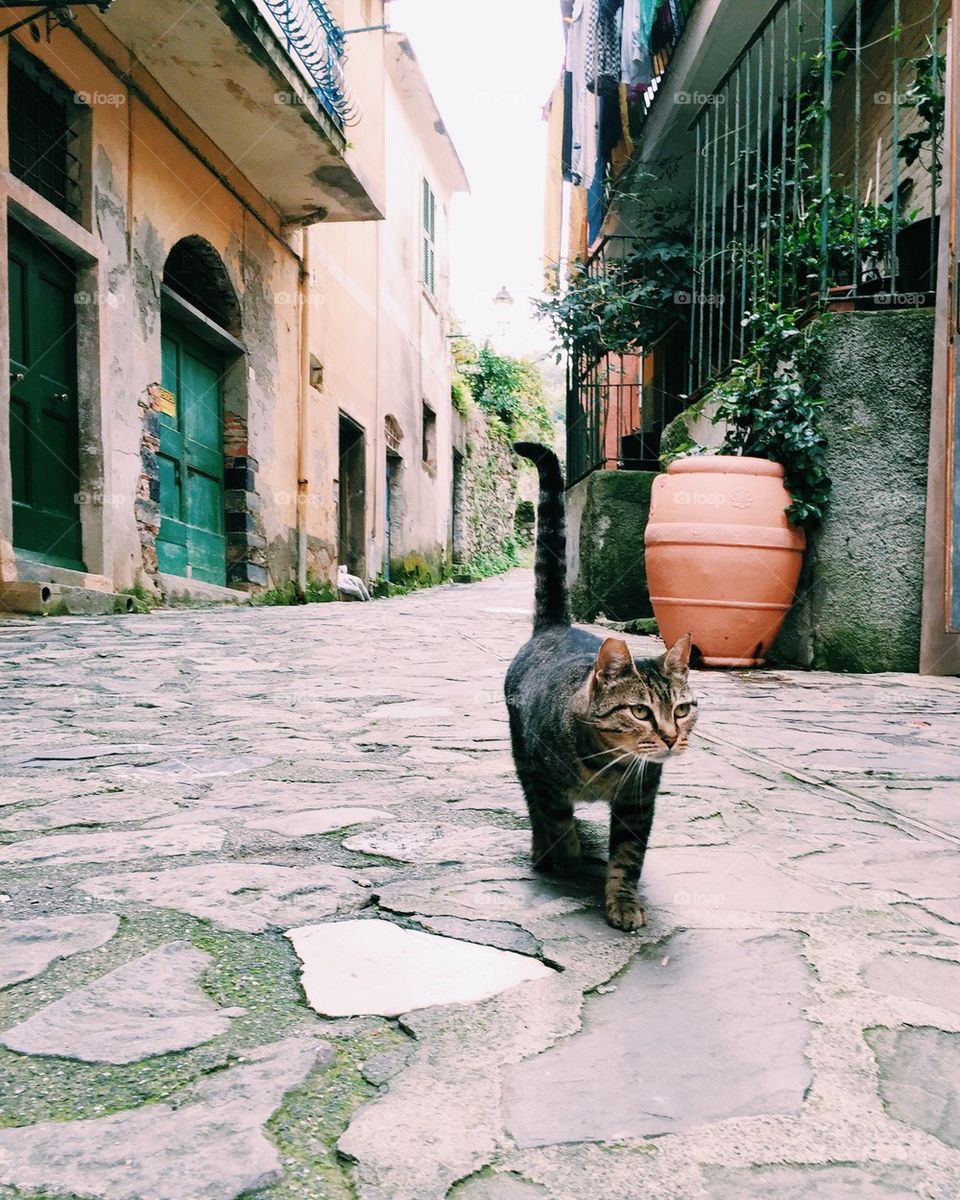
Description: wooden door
xmin=157 ymin=319 xmax=226 ymax=585
xmin=7 ymin=220 xmax=83 ymax=569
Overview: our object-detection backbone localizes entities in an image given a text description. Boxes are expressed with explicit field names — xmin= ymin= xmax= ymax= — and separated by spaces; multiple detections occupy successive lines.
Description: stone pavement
xmin=0 ymin=570 xmax=959 ymax=1200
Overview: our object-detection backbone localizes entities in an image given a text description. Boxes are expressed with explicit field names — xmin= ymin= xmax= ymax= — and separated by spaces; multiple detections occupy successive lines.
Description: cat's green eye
xmin=675 ymin=702 xmax=692 ymax=718
xmin=632 ymin=705 xmax=653 ymax=721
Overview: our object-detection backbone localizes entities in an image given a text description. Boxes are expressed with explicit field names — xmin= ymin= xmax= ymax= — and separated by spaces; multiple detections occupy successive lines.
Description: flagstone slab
xmin=342 ymin=822 xmax=529 ymax=865
xmin=0 ymin=915 xmax=119 ymax=989
xmin=793 ymin=843 xmax=960 ymax=900
xmin=0 ymin=1037 xmax=329 ymax=1199
xmin=702 ymin=1163 xmax=927 ymax=1199
xmin=863 ymin=952 xmax=960 ymax=1015
xmin=287 ymin=919 xmax=554 ymax=1017
xmin=7 ymin=744 xmax=191 ymax=767
xmin=79 ymin=862 xmax=370 ymax=932
xmin=642 ymin=848 xmax=842 ymax=917
xmin=453 ymin=1177 xmax=550 ymax=1200
xmin=377 ymin=869 xmax=593 ymax=925
xmin=0 ymin=941 xmax=236 ymax=1063
xmin=114 ymin=754 xmax=274 ymax=780
xmin=247 ymin=807 xmax=392 ymax=837
xmin=0 ymin=791 xmax=177 ymax=831
xmin=868 ymin=1025 xmax=960 ymax=1150
xmin=504 ymin=930 xmax=813 ymax=1146
xmin=0 ymin=823 xmax=224 ymax=868
xmin=415 ymin=915 xmax=542 ymax=958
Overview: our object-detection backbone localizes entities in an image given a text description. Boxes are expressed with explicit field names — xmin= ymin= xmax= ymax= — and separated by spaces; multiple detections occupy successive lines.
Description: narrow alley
xmin=1 ymin=573 xmax=958 ymax=1199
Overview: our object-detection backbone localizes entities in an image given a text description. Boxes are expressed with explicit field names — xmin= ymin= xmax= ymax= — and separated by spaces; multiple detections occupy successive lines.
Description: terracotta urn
xmin=644 ymin=456 xmax=806 ymax=668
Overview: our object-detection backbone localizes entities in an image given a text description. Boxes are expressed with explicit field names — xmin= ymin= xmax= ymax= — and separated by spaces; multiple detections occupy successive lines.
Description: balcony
xmin=100 ymin=0 xmax=383 ymax=224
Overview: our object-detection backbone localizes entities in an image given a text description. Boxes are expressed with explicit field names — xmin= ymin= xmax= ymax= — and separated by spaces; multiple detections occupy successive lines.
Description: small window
xmin=422 ymin=178 xmax=437 ymax=297
xmin=422 ymin=403 xmax=437 ymax=469
xmin=8 ymin=45 xmax=82 ymax=222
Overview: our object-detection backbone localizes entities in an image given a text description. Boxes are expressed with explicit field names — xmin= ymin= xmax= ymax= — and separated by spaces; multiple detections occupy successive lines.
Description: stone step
xmin=0 ymin=582 xmax=134 ymax=616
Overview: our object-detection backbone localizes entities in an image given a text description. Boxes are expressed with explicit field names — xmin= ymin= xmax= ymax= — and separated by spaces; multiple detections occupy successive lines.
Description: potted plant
xmin=645 ymin=306 xmax=830 ymax=667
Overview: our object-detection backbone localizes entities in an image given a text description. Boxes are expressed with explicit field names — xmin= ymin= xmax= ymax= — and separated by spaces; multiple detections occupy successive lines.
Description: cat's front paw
xmin=605 ymin=896 xmax=645 ymax=931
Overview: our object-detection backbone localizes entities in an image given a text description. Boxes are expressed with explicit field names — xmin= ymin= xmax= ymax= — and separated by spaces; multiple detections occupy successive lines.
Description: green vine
xmin=536 ymin=166 xmax=692 ymax=363
xmin=694 ymin=306 xmax=830 ymax=529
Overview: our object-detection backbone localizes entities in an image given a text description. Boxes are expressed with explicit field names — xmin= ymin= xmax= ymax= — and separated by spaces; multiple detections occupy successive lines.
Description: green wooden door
xmin=157 ymin=320 xmax=226 ymax=585
xmin=7 ymin=221 xmax=84 ymax=569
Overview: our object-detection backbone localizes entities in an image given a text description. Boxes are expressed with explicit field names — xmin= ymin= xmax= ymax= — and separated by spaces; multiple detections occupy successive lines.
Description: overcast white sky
xmin=388 ymin=0 xmax=564 ymax=357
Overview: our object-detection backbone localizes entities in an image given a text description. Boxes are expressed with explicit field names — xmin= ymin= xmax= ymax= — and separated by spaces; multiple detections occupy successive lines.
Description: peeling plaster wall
xmin=0 ymin=24 xmax=304 ymax=594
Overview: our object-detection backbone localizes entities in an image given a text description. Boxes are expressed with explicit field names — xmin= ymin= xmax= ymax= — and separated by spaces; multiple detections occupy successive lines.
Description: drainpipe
xmin=296 ymin=231 xmax=311 ymax=599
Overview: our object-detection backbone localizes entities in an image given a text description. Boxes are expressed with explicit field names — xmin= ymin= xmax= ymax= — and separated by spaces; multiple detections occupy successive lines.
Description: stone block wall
xmin=566 ymin=470 xmax=656 ymax=623
xmin=773 ymin=310 xmax=934 ymax=672
xmin=454 ymin=409 xmax=526 ymax=570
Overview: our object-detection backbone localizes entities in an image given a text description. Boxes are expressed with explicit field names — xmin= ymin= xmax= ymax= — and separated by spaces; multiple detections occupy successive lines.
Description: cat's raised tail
xmin=514 ymin=442 xmax=570 ymax=631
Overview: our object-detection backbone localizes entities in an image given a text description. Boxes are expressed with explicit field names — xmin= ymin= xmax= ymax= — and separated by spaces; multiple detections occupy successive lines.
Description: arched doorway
xmin=156 ymin=238 xmax=242 ymax=586
xmin=384 ymin=415 xmax=403 ymax=581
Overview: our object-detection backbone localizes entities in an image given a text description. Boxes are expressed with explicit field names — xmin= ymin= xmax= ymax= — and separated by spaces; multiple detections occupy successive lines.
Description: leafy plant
xmin=536 ymin=168 xmax=693 ymax=363
xmin=469 ymin=344 xmax=553 ymax=438
xmin=697 ymin=306 xmax=830 ymax=529
xmin=899 ymin=42 xmax=945 ymax=175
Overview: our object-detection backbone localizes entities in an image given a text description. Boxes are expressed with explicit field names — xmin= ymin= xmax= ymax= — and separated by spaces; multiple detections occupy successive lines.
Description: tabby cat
xmin=504 ymin=443 xmax=699 ymax=930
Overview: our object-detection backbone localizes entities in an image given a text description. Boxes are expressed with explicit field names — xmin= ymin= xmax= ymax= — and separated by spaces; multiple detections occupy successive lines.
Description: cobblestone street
xmin=1 ymin=571 xmax=960 ymax=1199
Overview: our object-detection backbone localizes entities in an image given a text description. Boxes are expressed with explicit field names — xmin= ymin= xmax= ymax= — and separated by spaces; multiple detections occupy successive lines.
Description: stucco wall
xmin=773 ymin=310 xmax=934 ymax=672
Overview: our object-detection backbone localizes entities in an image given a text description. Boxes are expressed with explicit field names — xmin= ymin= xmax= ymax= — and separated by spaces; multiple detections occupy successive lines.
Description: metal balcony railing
xmin=689 ymin=0 xmax=945 ymax=393
xmin=257 ymin=0 xmax=361 ymax=127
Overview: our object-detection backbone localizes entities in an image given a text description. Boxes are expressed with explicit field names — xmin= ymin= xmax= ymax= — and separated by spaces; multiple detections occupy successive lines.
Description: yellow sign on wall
xmin=155 ymin=387 xmax=177 ymax=418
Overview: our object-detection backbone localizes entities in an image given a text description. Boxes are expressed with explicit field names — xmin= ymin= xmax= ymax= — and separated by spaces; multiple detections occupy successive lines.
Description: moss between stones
xmin=0 ymin=907 xmax=401 ymax=1199
xmin=570 ymin=471 xmax=656 ymax=624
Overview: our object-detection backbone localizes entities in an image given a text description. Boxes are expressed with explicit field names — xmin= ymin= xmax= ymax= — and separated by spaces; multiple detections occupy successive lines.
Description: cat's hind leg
xmin=508 ymin=711 xmax=579 ymax=874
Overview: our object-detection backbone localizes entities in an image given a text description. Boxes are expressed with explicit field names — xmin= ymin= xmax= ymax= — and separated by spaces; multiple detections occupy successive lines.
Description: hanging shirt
xmin=621 ymin=0 xmax=656 ymax=89
xmin=566 ymin=0 xmax=599 ymax=191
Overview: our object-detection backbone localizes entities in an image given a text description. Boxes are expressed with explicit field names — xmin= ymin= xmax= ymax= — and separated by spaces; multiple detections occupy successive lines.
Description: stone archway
xmin=139 ymin=237 xmax=263 ymax=591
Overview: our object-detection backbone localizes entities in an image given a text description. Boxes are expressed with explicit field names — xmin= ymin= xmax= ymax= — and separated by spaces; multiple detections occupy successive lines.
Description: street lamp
xmin=493 ymin=285 xmax=514 ymax=340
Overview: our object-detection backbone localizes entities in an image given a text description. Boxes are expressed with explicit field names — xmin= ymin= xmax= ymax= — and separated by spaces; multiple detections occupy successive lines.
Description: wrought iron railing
xmin=567 ymin=236 xmax=652 ymax=484
xmin=257 ymin=0 xmax=361 ymax=127
xmin=688 ymin=0 xmax=945 ymax=393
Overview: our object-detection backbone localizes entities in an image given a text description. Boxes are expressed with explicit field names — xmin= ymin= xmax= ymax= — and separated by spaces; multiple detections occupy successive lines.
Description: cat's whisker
xmin=584 ymin=751 xmax=632 ymax=789
xmin=581 ymin=748 xmax=620 ymax=762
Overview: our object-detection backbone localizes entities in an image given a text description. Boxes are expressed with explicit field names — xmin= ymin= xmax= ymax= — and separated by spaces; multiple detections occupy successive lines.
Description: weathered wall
xmin=0 ymin=22 xmax=307 ymax=597
xmin=454 ymin=410 xmax=525 ymax=571
xmin=567 ymin=471 xmax=655 ymax=623
xmin=308 ymin=29 xmax=463 ymax=587
xmin=774 ymin=310 xmax=934 ymax=672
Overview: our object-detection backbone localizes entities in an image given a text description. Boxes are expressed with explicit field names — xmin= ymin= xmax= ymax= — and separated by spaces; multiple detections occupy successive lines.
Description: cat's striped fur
xmin=505 ymin=443 xmax=698 ymax=930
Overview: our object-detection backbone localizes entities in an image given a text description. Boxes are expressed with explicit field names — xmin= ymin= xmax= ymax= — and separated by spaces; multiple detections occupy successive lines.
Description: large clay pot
xmin=644 ymin=457 xmax=806 ymax=668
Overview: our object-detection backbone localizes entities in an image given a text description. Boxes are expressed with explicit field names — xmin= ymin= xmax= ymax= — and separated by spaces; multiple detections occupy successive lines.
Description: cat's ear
xmin=661 ymin=633 xmax=693 ymax=677
xmin=593 ymin=638 xmax=636 ymax=688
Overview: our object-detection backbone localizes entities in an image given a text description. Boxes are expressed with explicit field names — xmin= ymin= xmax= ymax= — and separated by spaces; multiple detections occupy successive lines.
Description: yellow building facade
xmin=0 ymin=0 xmax=465 ymax=609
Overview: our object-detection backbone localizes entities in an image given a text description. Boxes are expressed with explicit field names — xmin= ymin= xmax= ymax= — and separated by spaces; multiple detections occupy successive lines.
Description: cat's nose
xmin=662 ymin=731 xmax=678 ymax=748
